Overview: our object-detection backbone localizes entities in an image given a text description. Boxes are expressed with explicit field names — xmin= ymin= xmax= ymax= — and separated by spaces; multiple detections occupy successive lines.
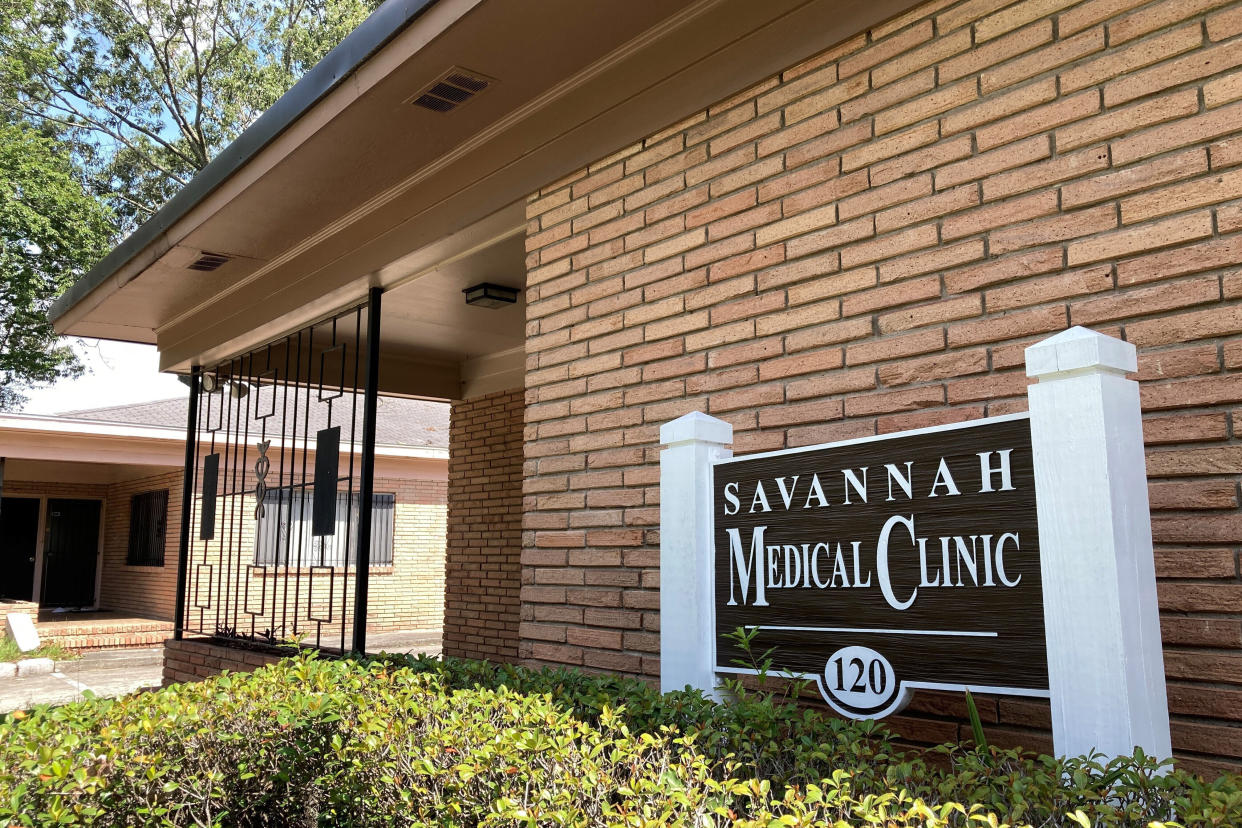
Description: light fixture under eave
xmin=463 ymin=282 xmax=519 ymax=309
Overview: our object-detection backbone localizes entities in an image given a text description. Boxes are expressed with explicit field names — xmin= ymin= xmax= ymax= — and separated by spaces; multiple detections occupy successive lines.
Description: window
xmin=254 ymin=489 xmax=395 ymax=567
xmin=127 ymin=489 xmax=169 ymax=566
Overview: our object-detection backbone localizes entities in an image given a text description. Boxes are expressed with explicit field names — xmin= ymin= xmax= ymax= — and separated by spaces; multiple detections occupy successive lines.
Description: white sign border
xmin=708 ymin=412 xmax=1048 ymax=719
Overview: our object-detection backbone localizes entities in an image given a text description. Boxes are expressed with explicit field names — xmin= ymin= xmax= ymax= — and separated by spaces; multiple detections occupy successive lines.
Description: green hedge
xmin=0 ymin=653 xmax=1239 ymax=826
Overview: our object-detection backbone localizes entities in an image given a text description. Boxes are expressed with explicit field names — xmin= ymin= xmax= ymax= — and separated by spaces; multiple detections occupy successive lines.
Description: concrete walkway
xmin=365 ymin=629 xmax=442 ymax=657
xmin=0 ymin=648 xmax=163 ymax=714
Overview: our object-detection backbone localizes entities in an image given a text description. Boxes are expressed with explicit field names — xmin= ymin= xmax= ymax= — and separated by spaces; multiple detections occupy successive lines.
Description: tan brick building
xmin=0 ymin=398 xmax=448 ymax=649
xmin=47 ymin=0 xmax=1242 ymax=774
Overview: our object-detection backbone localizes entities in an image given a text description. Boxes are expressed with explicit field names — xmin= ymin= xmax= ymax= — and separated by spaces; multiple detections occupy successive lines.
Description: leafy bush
xmin=0 ymin=652 xmax=1238 ymax=826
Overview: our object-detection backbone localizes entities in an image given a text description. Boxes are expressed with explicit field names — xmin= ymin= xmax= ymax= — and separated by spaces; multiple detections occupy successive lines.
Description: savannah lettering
xmin=724 ymin=450 xmax=1023 ymax=609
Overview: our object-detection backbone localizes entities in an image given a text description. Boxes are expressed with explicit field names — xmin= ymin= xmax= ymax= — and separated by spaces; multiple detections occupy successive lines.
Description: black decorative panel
xmin=312 ymin=427 xmax=340 ymax=537
xmin=199 ymin=454 xmax=219 ymax=540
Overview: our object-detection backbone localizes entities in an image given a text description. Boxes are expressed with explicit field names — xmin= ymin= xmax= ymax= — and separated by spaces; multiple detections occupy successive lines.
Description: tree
xmin=0 ymin=0 xmax=381 ymax=406
xmin=2 ymin=0 xmax=382 ymax=229
xmin=0 ymin=118 xmax=112 ymax=408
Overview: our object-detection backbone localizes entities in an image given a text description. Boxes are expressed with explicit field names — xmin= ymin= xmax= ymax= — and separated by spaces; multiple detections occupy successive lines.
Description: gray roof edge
xmin=52 ymin=394 xmax=450 ymax=448
xmin=50 ymin=0 xmax=440 ymax=324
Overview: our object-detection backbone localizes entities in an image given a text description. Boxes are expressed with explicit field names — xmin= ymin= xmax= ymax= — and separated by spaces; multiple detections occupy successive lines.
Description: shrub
xmin=0 ymin=652 xmax=1237 ymax=827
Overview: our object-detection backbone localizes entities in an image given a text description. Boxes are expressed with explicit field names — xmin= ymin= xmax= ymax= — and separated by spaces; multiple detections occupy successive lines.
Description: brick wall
xmin=370 ymin=478 xmax=448 ymax=633
xmin=6 ymin=475 xmax=184 ymax=619
xmin=0 ymin=600 xmax=37 ymax=623
xmin=522 ymin=0 xmax=1242 ymax=774
xmin=7 ymin=469 xmax=445 ymax=638
xmin=162 ymin=637 xmax=281 ymax=686
xmin=100 ymin=471 xmax=183 ymax=618
xmin=179 ymin=473 xmax=447 ymax=639
xmin=443 ymin=390 xmax=524 ymax=661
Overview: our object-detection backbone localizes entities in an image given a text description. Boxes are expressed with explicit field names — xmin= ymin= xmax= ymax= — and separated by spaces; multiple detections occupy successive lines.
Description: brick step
xmin=39 ymin=624 xmax=174 ymax=652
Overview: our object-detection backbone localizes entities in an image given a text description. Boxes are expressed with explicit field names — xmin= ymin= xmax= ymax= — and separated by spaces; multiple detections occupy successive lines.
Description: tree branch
xmin=17 ymin=95 xmax=191 ymax=188
xmin=117 ymin=0 xmax=200 ymax=161
xmin=44 ymin=50 xmax=200 ymax=170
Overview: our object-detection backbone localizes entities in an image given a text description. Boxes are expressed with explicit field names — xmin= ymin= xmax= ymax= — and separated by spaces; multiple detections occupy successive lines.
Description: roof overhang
xmin=52 ymin=0 xmax=920 ymax=399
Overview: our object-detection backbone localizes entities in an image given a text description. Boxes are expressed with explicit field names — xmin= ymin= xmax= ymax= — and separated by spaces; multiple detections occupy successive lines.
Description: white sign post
xmin=1025 ymin=327 xmax=1171 ymax=760
xmin=659 ymin=326 xmax=1171 ymax=762
xmin=659 ymin=411 xmax=732 ymax=700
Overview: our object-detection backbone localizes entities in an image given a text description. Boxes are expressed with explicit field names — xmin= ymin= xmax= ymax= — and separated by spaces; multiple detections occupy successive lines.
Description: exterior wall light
xmin=462 ymin=282 xmax=519 ymax=309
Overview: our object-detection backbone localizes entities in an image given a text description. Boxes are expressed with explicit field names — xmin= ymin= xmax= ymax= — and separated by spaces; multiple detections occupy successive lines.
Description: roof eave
xmin=49 ymin=0 xmax=441 ymax=326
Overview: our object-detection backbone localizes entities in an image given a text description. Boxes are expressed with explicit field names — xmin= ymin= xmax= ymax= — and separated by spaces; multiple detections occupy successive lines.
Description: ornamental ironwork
xmin=175 ymin=293 xmax=383 ymax=653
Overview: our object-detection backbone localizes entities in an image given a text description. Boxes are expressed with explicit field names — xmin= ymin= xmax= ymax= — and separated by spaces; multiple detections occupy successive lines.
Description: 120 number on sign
xmin=823 ymin=646 xmax=903 ymax=716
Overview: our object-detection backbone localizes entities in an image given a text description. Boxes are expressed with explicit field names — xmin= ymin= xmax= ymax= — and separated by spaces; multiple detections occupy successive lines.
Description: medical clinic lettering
xmin=713 ymin=415 xmax=1048 ymax=718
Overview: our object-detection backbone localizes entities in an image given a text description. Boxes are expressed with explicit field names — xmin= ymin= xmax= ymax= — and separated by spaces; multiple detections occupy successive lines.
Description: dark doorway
xmin=41 ymin=499 xmax=102 ymax=608
xmin=0 ymin=497 xmax=40 ymax=600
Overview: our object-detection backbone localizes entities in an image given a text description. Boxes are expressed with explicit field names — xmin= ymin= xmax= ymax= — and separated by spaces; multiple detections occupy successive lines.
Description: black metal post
xmin=174 ymin=366 xmax=201 ymax=640
xmin=352 ymin=288 xmax=382 ymax=654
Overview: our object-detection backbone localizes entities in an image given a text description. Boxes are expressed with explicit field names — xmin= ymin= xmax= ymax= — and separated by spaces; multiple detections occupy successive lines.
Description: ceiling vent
xmin=412 ymin=69 xmax=492 ymax=112
xmin=188 ymin=252 xmax=230 ymax=272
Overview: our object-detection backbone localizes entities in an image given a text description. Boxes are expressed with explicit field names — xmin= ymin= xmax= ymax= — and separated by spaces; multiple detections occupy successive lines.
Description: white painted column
xmin=659 ymin=411 xmax=732 ymax=697
xmin=1025 ymin=327 xmax=1171 ymax=761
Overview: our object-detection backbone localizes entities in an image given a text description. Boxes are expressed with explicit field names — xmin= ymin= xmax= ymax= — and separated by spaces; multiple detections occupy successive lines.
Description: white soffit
xmin=59 ymin=0 xmax=920 ymax=375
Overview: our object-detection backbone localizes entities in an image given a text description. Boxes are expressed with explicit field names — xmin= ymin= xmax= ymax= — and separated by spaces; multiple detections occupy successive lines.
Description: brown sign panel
xmin=713 ymin=414 xmax=1047 ymax=718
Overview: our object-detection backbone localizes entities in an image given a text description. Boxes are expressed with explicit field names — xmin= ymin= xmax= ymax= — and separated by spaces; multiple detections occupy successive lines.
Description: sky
xmin=22 ymin=339 xmax=187 ymax=415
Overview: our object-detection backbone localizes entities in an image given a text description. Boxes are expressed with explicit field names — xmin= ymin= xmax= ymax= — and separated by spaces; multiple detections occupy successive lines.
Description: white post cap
xmin=1025 ymin=326 xmax=1138 ymax=379
xmin=660 ymin=410 xmax=733 ymax=446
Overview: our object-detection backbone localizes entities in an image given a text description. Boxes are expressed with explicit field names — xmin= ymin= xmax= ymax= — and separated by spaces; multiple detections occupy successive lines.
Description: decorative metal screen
xmin=180 ymin=299 xmax=380 ymax=652
xmin=127 ymin=489 xmax=169 ymax=566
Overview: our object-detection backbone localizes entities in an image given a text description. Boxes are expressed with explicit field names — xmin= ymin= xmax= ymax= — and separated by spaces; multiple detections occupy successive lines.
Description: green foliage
xmin=0 ymin=117 xmax=110 ymax=407
xmin=0 ymin=0 xmax=380 ymax=406
xmin=0 ymin=0 xmax=383 ymax=230
xmin=0 ymin=636 xmax=76 ymax=663
xmin=965 ymin=688 xmax=988 ymax=750
xmin=0 ymin=652 xmax=1239 ymax=827
xmin=721 ymin=624 xmax=812 ymax=704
